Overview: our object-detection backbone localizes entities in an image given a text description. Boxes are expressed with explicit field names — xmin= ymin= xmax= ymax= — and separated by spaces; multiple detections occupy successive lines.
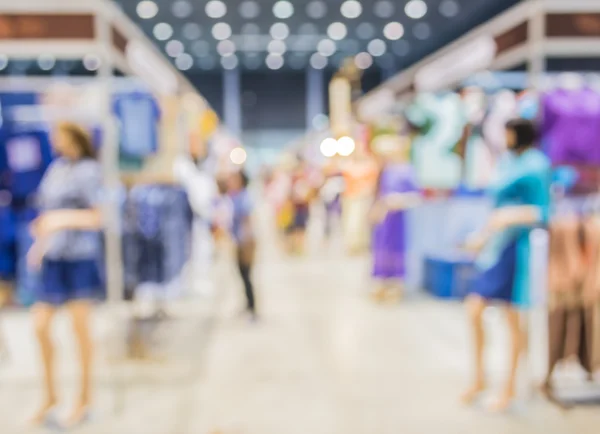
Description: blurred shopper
xmin=27 ymin=122 xmax=104 ymax=428
xmin=461 ymin=119 xmax=550 ymax=412
xmin=287 ymin=158 xmax=314 ymax=254
xmin=320 ymin=159 xmax=345 ymax=241
xmin=369 ymin=137 xmax=420 ymax=302
xmin=341 ymin=149 xmax=379 ymax=255
xmin=227 ymin=170 xmax=258 ymax=321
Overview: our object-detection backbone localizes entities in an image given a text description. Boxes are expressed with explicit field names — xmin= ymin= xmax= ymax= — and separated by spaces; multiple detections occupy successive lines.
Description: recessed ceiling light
xmin=317 ymin=39 xmax=336 ymax=57
xmin=222 ymin=54 xmax=239 ymax=70
xmin=299 ymin=23 xmax=319 ymax=35
xmin=153 ymin=22 xmax=173 ymax=41
xmin=182 ymin=23 xmax=202 ymax=40
xmin=413 ymin=22 xmax=431 ymax=39
xmin=306 ymin=1 xmax=327 ymax=19
xmin=192 ymin=40 xmax=210 ymax=56
xmin=355 ymin=52 xmax=373 ymax=69
xmin=367 ymin=39 xmax=386 ymax=57
xmin=212 ymin=22 xmax=232 ymax=40
xmin=136 ymin=1 xmax=158 ymax=19
xmin=268 ymin=40 xmax=287 ymax=55
xmin=38 ymin=54 xmax=55 ymax=71
xmin=374 ymin=1 xmax=394 ymax=19
xmin=206 ymin=1 xmax=227 ymax=19
xmin=339 ymin=39 xmax=360 ymax=54
xmin=172 ymin=0 xmax=193 ymax=19
xmin=341 ymin=1 xmax=362 ymax=19
xmin=310 ymin=53 xmax=328 ymax=70
xmin=392 ymin=40 xmax=410 ymax=56
xmin=289 ymin=54 xmax=307 ymax=70
xmin=266 ymin=54 xmax=284 ymax=70
xmin=83 ymin=54 xmax=101 ymax=71
xmin=356 ymin=22 xmax=375 ymax=40
xmin=176 ymin=53 xmax=194 ymax=70
xmin=239 ymin=1 xmax=260 ymax=19
xmin=198 ymin=55 xmax=217 ymax=70
xmin=440 ymin=0 xmax=460 ymax=17
xmin=166 ymin=40 xmax=185 ymax=57
xmin=242 ymin=23 xmax=261 ymax=35
xmin=383 ymin=22 xmax=404 ymax=40
xmin=244 ymin=54 xmax=262 ymax=70
xmin=273 ymin=1 xmax=294 ymax=19
xmin=327 ymin=22 xmax=347 ymax=41
xmin=405 ymin=0 xmax=428 ymax=19
xmin=270 ymin=22 xmax=290 ymax=40
xmin=217 ymin=40 xmax=236 ymax=57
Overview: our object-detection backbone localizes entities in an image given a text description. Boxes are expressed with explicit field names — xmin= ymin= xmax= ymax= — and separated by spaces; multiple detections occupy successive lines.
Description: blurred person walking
xmin=27 ymin=122 xmax=104 ymax=428
xmin=461 ymin=119 xmax=551 ymax=412
xmin=226 ymin=170 xmax=258 ymax=321
xmin=369 ymin=136 xmax=420 ymax=302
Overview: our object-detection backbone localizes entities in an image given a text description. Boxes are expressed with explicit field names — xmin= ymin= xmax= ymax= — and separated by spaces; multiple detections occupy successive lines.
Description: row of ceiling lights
xmin=136 ymin=0 xmax=456 ymax=22
xmin=0 ymin=54 xmax=102 ymax=73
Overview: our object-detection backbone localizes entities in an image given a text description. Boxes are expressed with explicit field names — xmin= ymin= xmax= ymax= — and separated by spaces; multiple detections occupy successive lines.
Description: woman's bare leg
xmin=31 ymin=303 xmax=58 ymax=424
xmin=461 ymin=295 xmax=487 ymax=404
xmin=65 ymin=300 xmax=93 ymax=426
xmin=490 ymin=306 xmax=524 ymax=412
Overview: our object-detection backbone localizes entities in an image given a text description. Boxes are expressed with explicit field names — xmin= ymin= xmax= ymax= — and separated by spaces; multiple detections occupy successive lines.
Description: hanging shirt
xmin=37 ymin=157 xmax=103 ymax=261
xmin=113 ymin=93 xmax=161 ymax=158
xmin=1 ymin=130 xmax=53 ymax=201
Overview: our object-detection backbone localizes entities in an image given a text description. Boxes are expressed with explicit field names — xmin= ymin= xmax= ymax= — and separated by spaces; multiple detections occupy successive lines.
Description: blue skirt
xmin=468 ymin=240 xmax=517 ymax=303
xmin=37 ymin=259 xmax=104 ymax=306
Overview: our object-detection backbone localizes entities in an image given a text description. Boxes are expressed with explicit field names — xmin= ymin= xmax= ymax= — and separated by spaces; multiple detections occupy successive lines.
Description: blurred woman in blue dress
xmin=461 ymin=119 xmax=551 ymax=412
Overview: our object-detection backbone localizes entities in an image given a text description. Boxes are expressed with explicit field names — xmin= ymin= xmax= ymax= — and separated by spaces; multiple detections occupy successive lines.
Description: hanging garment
xmin=548 ymin=218 xmax=586 ymax=302
xmin=113 ymin=93 xmax=161 ymax=158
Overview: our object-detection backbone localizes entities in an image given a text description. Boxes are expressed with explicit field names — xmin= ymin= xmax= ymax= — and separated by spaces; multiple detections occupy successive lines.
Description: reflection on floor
xmin=1 ymin=223 xmax=599 ymax=434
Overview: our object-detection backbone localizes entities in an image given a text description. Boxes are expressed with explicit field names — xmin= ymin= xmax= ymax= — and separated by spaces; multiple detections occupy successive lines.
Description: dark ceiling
xmin=113 ymin=0 xmax=524 ymax=73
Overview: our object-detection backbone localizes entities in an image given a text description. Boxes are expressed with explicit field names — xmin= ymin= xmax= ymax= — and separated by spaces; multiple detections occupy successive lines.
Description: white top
xmin=173 ymin=155 xmax=217 ymax=221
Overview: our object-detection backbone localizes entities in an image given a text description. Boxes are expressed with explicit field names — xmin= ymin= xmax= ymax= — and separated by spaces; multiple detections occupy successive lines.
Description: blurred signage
xmin=494 ymin=22 xmax=528 ymax=56
xmin=329 ymin=76 xmax=353 ymax=138
xmin=0 ymin=14 xmax=95 ymax=40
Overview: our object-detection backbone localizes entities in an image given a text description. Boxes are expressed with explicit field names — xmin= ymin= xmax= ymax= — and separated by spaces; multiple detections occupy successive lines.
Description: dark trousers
xmin=237 ymin=248 xmax=255 ymax=313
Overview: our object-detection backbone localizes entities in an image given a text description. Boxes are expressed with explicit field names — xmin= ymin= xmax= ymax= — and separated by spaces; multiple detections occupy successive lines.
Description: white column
xmin=223 ymin=68 xmax=242 ymax=136
xmin=306 ymin=67 xmax=325 ymax=131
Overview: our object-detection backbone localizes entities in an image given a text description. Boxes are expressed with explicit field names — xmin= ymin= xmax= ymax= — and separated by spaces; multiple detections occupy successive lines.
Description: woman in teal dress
xmin=461 ymin=119 xmax=551 ymax=411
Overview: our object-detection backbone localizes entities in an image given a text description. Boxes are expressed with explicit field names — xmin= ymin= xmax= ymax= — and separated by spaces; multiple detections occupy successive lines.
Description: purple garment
xmin=542 ymin=89 xmax=600 ymax=165
xmin=372 ymin=164 xmax=416 ymax=280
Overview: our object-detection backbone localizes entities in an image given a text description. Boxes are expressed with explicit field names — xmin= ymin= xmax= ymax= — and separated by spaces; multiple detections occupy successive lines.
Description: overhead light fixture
xmin=367 ymin=39 xmax=386 ymax=57
xmin=306 ymin=1 xmax=327 ymax=19
xmin=166 ymin=40 xmax=185 ymax=57
xmin=192 ymin=40 xmax=210 ymax=56
xmin=310 ymin=53 xmax=328 ymax=70
xmin=153 ymin=22 xmax=173 ymax=41
xmin=374 ymin=1 xmax=394 ymax=18
xmin=270 ymin=22 xmax=290 ymax=40
xmin=244 ymin=54 xmax=262 ymax=70
xmin=175 ymin=53 xmax=194 ymax=71
xmin=221 ymin=54 xmax=239 ymax=70
xmin=413 ymin=22 xmax=431 ymax=40
xmin=206 ymin=1 xmax=227 ymax=19
xmin=212 ymin=22 xmax=232 ymax=40
xmin=384 ymin=22 xmax=404 ymax=40
xmin=217 ymin=40 xmax=236 ymax=57
xmin=414 ymin=36 xmax=497 ymax=92
xmin=327 ymin=22 xmax=347 ymax=41
xmin=182 ymin=23 xmax=202 ymax=40
xmin=440 ymin=0 xmax=460 ymax=17
xmin=230 ymin=147 xmax=247 ymax=165
xmin=354 ymin=52 xmax=373 ymax=69
xmin=273 ymin=1 xmax=294 ymax=19
xmin=266 ymin=54 xmax=284 ymax=70
xmin=320 ymin=138 xmax=337 ymax=157
xmin=239 ymin=1 xmax=260 ymax=19
xmin=242 ymin=23 xmax=260 ymax=35
xmin=172 ymin=0 xmax=193 ymax=19
xmin=341 ymin=1 xmax=362 ymax=19
xmin=337 ymin=136 xmax=356 ymax=157
xmin=38 ymin=54 xmax=56 ymax=71
xmin=299 ymin=23 xmax=319 ymax=35
xmin=83 ymin=54 xmax=101 ymax=71
xmin=339 ymin=39 xmax=360 ymax=54
xmin=356 ymin=22 xmax=375 ymax=40
xmin=317 ymin=39 xmax=336 ymax=57
xmin=405 ymin=0 xmax=428 ymax=19
xmin=289 ymin=54 xmax=307 ymax=70
xmin=126 ymin=41 xmax=178 ymax=94
xmin=199 ymin=55 xmax=217 ymax=70
xmin=268 ymin=40 xmax=287 ymax=55
xmin=136 ymin=1 xmax=159 ymax=19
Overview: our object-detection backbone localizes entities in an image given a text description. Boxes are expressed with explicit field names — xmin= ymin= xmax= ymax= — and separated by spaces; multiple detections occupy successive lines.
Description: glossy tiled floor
xmin=1 ymin=212 xmax=600 ymax=434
